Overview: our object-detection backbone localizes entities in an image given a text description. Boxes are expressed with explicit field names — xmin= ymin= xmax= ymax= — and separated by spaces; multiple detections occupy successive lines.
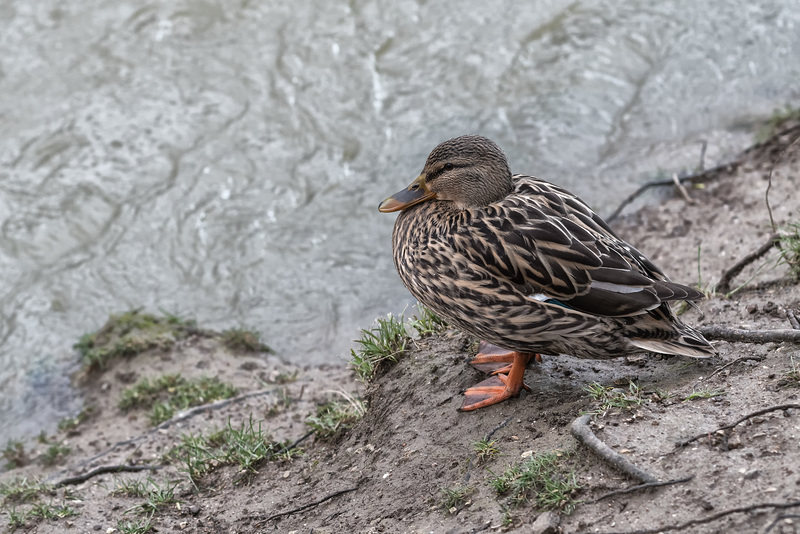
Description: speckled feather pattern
xmin=392 ymin=172 xmax=715 ymax=359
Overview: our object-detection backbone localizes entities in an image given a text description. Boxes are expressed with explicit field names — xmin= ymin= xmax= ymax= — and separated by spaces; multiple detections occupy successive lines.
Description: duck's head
xmin=379 ymin=135 xmax=513 ymax=212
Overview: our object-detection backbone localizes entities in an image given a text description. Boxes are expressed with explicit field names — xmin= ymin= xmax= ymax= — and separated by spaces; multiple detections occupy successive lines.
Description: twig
xmin=671 ymin=173 xmax=694 ymax=204
xmin=590 ymin=476 xmax=693 ymax=504
xmin=53 ymin=464 xmax=163 ymax=488
xmin=787 ymin=309 xmax=800 ymax=330
xmin=716 ymin=234 xmax=780 ymax=295
xmin=259 ymin=486 xmax=360 ymax=523
xmin=576 ymin=500 xmax=800 ymax=534
xmin=675 ymin=403 xmax=800 ymax=449
xmin=485 ymin=416 xmax=513 ymax=441
xmin=570 ymin=415 xmax=659 ymax=484
xmin=606 ymin=162 xmax=735 ymax=223
xmin=697 ymin=325 xmax=800 ymax=344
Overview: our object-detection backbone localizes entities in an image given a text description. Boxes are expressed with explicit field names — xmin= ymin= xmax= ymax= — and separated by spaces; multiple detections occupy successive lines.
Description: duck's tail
xmin=627 ymin=305 xmax=716 ymax=358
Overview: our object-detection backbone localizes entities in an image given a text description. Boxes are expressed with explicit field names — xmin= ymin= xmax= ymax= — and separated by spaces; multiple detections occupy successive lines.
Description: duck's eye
xmin=443 ymin=163 xmax=454 ymax=171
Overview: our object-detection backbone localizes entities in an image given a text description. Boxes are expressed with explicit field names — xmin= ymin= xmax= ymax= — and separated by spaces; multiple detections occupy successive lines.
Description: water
xmin=1 ymin=0 xmax=798 ymax=441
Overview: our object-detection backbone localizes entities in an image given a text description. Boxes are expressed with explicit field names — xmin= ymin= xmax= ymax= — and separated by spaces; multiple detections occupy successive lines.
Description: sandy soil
xmin=1 ymin=124 xmax=799 ymax=534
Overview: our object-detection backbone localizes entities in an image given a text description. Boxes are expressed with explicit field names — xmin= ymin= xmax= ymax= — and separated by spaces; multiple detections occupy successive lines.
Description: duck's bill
xmin=378 ymin=175 xmax=436 ymax=212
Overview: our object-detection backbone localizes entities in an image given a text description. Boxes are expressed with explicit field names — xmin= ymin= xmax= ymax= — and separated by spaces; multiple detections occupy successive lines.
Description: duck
xmin=378 ymin=135 xmax=715 ymax=411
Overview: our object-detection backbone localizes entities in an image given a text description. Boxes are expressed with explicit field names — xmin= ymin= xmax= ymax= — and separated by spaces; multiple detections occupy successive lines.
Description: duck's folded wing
xmin=451 ymin=192 xmax=703 ymax=318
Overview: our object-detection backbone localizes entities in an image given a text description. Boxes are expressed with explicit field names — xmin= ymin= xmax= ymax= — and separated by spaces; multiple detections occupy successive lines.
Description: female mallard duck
xmin=379 ymin=135 xmax=715 ymax=411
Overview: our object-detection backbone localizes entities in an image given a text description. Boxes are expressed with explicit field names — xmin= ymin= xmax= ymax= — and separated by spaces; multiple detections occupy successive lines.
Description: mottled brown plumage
xmin=379 ymin=135 xmax=715 ymax=410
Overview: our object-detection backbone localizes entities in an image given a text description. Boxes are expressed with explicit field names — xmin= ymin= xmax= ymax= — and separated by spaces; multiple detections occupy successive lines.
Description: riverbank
xmin=1 ymin=122 xmax=799 ymax=533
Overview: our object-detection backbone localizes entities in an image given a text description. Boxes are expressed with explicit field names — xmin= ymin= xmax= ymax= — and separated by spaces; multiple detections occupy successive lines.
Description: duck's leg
xmin=460 ymin=350 xmax=535 ymax=411
xmin=467 ymin=341 xmax=542 ymax=375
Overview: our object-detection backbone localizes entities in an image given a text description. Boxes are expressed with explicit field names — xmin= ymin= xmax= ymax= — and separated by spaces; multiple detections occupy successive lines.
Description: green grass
xmin=125 ymin=478 xmax=181 ymax=515
xmin=220 ymin=328 xmax=273 ymax=353
xmin=472 ymin=438 xmax=500 ymax=463
xmin=165 ymin=416 xmax=298 ymax=486
xmin=0 ymin=478 xmax=50 ymax=504
xmin=755 ymin=105 xmax=800 ymax=143
xmin=584 ymin=381 xmax=646 ymax=415
xmin=349 ymin=314 xmax=410 ymax=383
xmin=57 ymin=406 xmax=95 ymax=434
xmin=780 ymin=356 xmax=800 ymax=388
xmin=440 ymin=485 xmax=472 ymax=513
xmin=348 ymin=306 xmax=448 ymax=383
xmin=74 ymin=309 xmax=198 ymax=371
xmin=490 ymin=451 xmax=579 ymax=512
xmin=777 ymin=221 xmax=800 ymax=279
xmin=28 ymin=502 xmax=79 ymax=520
xmin=117 ymin=516 xmax=154 ymax=534
xmin=2 ymin=440 xmax=28 ymax=469
xmin=408 ymin=305 xmax=447 ymax=337
xmin=683 ymin=388 xmax=726 ymax=401
xmin=41 ymin=443 xmax=71 ymax=466
xmin=112 ymin=478 xmax=151 ymax=498
xmin=305 ymin=393 xmax=366 ymax=439
xmin=118 ymin=374 xmax=238 ymax=426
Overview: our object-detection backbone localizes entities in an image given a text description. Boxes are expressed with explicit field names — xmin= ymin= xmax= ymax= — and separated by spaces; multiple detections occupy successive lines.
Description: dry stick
xmin=766 ymin=133 xmax=800 ymax=231
xmin=570 ymin=415 xmax=659 ymax=484
xmin=675 ymin=403 xmax=800 ymax=449
xmin=715 ymin=233 xmax=779 ymax=295
xmin=697 ymin=325 xmax=800 ymax=344
xmin=259 ymin=486 xmax=360 ymax=523
xmin=53 ymin=464 xmax=162 ymax=488
xmin=589 ymin=476 xmax=693 ymax=504
xmin=577 ymin=500 xmax=800 ymax=534
xmin=671 ymin=173 xmax=694 ymax=204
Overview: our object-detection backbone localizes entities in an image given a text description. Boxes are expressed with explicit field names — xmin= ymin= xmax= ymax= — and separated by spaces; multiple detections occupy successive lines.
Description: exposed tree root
xmin=257 ymin=485 xmax=360 ymax=523
xmin=716 ymin=233 xmax=780 ymax=295
xmin=53 ymin=464 xmax=163 ymax=488
xmin=576 ymin=499 xmax=800 ymax=534
xmin=674 ymin=403 xmax=800 ymax=449
xmin=590 ymin=476 xmax=693 ymax=504
xmin=697 ymin=325 xmax=800 ymax=344
xmin=570 ymin=415 xmax=659 ymax=484
xmin=606 ymin=162 xmax=735 ymax=223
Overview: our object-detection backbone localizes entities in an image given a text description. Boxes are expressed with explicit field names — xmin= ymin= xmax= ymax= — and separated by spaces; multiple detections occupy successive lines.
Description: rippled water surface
xmin=1 ymin=0 xmax=799 ymax=440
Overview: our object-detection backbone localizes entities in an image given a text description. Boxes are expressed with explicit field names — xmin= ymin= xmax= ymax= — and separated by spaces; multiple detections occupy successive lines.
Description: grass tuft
xmin=777 ymin=222 xmax=800 ymax=279
xmin=755 ymin=105 xmax=800 ymax=143
xmin=165 ymin=415 xmax=298 ymax=487
xmin=348 ymin=314 xmax=409 ymax=383
xmin=490 ymin=451 xmax=580 ymax=512
xmin=683 ymin=388 xmax=726 ymax=402
xmin=0 ymin=478 xmax=50 ymax=504
xmin=305 ymin=393 xmax=366 ymax=439
xmin=440 ymin=485 xmax=472 ymax=513
xmin=584 ymin=381 xmax=646 ymax=415
xmin=221 ymin=328 xmax=272 ymax=353
xmin=1 ymin=440 xmax=28 ymax=470
xmin=119 ymin=374 xmax=238 ymax=426
xmin=75 ymin=309 xmax=198 ymax=371
xmin=408 ymin=305 xmax=447 ymax=337
xmin=472 ymin=438 xmax=500 ymax=463
xmin=41 ymin=443 xmax=71 ymax=466
xmin=125 ymin=478 xmax=181 ymax=515
xmin=117 ymin=516 xmax=154 ymax=534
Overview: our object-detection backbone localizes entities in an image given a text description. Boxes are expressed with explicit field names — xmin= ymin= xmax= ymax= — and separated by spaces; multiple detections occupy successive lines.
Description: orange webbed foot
xmin=460 ymin=348 xmax=536 ymax=411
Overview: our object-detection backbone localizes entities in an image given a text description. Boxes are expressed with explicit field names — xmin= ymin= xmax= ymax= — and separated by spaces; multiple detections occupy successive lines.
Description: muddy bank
xmin=1 ymin=124 xmax=799 ymax=533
